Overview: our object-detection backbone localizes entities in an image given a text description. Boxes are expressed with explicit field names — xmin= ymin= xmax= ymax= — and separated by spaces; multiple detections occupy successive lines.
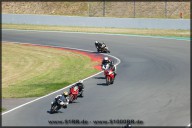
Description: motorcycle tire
xmin=69 ymin=94 xmax=74 ymax=103
xmin=106 ymin=76 xmax=110 ymax=85
xmin=79 ymin=91 xmax=84 ymax=97
xmin=50 ymin=104 xmax=59 ymax=114
xmin=63 ymin=105 xmax=67 ymax=109
xmin=111 ymin=79 xmax=114 ymax=84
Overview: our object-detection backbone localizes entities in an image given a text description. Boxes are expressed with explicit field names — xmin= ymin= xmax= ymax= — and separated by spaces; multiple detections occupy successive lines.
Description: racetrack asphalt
xmin=2 ymin=29 xmax=190 ymax=126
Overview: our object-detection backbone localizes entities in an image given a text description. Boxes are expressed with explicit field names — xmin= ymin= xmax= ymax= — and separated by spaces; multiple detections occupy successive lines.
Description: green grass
xmin=2 ymin=24 xmax=190 ymax=38
xmin=2 ymin=43 xmax=99 ymax=98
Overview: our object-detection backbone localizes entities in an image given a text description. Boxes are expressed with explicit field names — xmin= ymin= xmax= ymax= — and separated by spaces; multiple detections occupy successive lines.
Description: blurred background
xmin=2 ymin=1 xmax=190 ymax=19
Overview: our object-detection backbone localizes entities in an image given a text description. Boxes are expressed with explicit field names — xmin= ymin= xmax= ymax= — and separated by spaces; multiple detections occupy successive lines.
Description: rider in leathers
xmin=52 ymin=91 xmax=69 ymax=109
xmin=95 ymin=41 xmax=107 ymax=50
xmin=101 ymin=57 xmax=111 ymax=70
xmin=102 ymin=57 xmax=111 ymax=66
xmin=75 ymin=80 xmax=84 ymax=95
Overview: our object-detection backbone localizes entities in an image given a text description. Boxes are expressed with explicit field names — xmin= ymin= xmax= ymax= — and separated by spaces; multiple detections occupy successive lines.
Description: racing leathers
xmin=75 ymin=82 xmax=84 ymax=94
xmin=53 ymin=95 xmax=69 ymax=109
xmin=102 ymin=59 xmax=111 ymax=69
xmin=95 ymin=42 xmax=106 ymax=50
xmin=100 ymin=43 xmax=106 ymax=49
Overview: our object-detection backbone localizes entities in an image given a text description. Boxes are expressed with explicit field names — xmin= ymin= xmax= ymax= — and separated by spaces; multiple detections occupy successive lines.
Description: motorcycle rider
xmin=102 ymin=57 xmax=111 ymax=66
xmin=95 ymin=41 xmax=101 ymax=49
xmin=75 ymin=80 xmax=84 ymax=95
xmin=69 ymin=85 xmax=79 ymax=100
xmin=52 ymin=91 xmax=69 ymax=109
xmin=101 ymin=57 xmax=111 ymax=70
xmin=95 ymin=41 xmax=107 ymax=51
xmin=109 ymin=61 xmax=117 ymax=77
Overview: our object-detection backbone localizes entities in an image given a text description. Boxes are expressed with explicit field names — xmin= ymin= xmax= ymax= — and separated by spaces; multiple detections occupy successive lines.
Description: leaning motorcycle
xmin=105 ymin=68 xmax=115 ymax=85
xmin=69 ymin=86 xmax=79 ymax=103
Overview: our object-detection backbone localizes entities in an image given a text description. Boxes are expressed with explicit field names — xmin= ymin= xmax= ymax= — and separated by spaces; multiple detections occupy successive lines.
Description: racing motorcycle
xmin=105 ymin=68 xmax=115 ymax=85
xmin=69 ymin=86 xmax=79 ymax=103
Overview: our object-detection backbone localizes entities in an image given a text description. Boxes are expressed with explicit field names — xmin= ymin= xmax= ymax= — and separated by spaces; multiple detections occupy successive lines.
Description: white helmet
xmin=104 ymin=57 xmax=109 ymax=61
xmin=78 ymin=80 xmax=83 ymax=83
xmin=74 ymin=86 xmax=78 ymax=91
xmin=95 ymin=41 xmax=98 ymax=44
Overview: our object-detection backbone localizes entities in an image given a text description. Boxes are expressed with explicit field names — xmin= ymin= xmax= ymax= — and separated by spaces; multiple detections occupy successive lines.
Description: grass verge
xmin=2 ymin=24 xmax=190 ymax=38
xmin=2 ymin=42 xmax=100 ymax=98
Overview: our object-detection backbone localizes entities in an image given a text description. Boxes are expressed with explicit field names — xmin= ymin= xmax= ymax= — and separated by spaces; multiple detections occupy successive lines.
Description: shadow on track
xmin=69 ymin=101 xmax=80 ymax=104
xmin=97 ymin=83 xmax=107 ymax=86
xmin=94 ymin=76 xmax=105 ymax=79
xmin=47 ymin=110 xmax=63 ymax=114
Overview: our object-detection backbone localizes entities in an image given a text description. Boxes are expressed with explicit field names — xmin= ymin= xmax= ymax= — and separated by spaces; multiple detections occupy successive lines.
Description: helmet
xmin=95 ymin=41 xmax=98 ymax=44
xmin=104 ymin=57 xmax=109 ymax=61
xmin=63 ymin=91 xmax=68 ymax=96
xmin=74 ymin=86 xmax=78 ymax=91
xmin=78 ymin=80 xmax=83 ymax=83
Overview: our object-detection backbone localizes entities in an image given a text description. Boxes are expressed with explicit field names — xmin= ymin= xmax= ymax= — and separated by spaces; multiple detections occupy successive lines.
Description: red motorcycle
xmin=69 ymin=86 xmax=79 ymax=103
xmin=105 ymin=68 xmax=115 ymax=85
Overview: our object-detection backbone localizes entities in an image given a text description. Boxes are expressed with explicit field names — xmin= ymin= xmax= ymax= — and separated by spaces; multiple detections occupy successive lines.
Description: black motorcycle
xmin=50 ymin=100 xmax=67 ymax=114
xmin=95 ymin=43 xmax=110 ymax=53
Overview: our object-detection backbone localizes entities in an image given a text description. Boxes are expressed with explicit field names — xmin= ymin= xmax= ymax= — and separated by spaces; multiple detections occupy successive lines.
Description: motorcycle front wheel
xmin=50 ymin=104 xmax=59 ymax=114
xmin=106 ymin=76 xmax=111 ymax=85
xmin=69 ymin=94 xmax=74 ymax=103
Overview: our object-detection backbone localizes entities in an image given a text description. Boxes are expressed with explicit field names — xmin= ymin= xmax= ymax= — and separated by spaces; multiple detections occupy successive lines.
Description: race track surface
xmin=2 ymin=30 xmax=190 ymax=126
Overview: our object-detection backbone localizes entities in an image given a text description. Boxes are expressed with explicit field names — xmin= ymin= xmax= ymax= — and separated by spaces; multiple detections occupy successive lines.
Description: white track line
xmin=2 ymin=41 xmax=121 ymax=115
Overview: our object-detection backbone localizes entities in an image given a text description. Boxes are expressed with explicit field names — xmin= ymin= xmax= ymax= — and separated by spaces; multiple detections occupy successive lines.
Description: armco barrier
xmin=2 ymin=14 xmax=190 ymax=30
